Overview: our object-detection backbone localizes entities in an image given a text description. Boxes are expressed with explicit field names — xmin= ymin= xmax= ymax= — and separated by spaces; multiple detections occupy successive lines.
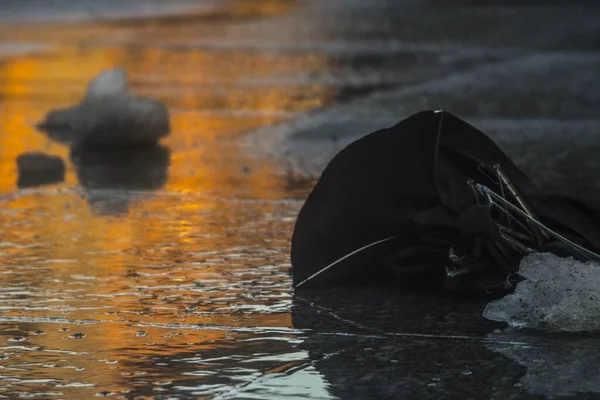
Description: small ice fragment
xmin=37 ymin=68 xmax=170 ymax=148
xmin=68 ymin=333 xmax=87 ymax=339
xmin=85 ymin=69 xmax=127 ymax=98
xmin=483 ymin=252 xmax=600 ymax=332
xmin=16 ymin=152 xmax=65 ymax=188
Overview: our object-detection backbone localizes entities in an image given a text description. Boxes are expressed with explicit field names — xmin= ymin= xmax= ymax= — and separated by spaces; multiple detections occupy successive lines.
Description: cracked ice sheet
xmin=483 ymin=252 xmax=600 ymax=332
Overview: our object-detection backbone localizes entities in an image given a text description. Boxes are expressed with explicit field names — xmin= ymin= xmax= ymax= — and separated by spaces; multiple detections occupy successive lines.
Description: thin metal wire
xmin=294 ymin=236 xmax=397 ymax=289
xmin=494 ymin=164 xmax=547 ymax=243
xmin=497 ymin=224 xmax=536 ymax=244
xmin=477 ymin=184 xmax=600 ymax=262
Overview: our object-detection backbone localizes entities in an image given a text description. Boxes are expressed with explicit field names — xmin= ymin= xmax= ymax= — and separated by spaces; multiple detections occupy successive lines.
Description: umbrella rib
xmin=294 ymin=236 xmax=397 ymax=289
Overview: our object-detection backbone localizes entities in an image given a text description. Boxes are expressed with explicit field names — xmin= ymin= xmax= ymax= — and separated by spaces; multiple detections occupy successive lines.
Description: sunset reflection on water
xmin=0 ymin=2 xmax=331 ymax=398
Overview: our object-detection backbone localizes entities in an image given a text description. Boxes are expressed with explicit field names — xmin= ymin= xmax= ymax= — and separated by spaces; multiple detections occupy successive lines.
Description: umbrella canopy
xmin=291 ymin=110 xmax=600 ymax=293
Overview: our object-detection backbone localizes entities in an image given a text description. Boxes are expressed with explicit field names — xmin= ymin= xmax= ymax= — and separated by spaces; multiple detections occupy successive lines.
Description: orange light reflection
xmin=0 ymin=0 xmax=329 ymax=395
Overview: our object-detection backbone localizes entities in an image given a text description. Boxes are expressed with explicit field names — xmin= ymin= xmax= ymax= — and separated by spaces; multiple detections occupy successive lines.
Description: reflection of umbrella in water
xmin=71 ymin=145 xmax=170 ymax=216
xmin=291 ymin=110 xmax=600 ymax=295
xmin=16 ymin=152 xmax=65 ymax=189
xmin=291 ymin=288 xmax=530 ymax=399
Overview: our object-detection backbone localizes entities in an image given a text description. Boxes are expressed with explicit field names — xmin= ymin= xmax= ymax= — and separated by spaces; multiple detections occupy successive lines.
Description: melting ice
xmin=37 ymin=68 xmax=170 ymax=147
xmin=483 ymin=252 xmax=600 ymax=332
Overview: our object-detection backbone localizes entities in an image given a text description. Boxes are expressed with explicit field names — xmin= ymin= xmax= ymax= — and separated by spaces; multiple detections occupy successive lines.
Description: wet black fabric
xmin=291 ymin=110 xmax=600 ymax=293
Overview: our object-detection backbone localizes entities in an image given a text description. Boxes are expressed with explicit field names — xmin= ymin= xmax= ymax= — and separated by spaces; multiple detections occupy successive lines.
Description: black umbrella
xmin=291 ymin=110 xmax=600 ymax=294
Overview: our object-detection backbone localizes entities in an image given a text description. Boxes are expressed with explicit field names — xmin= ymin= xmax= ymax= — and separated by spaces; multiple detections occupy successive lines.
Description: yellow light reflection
xmin=0 ymin=0 xmax=327 ymax=393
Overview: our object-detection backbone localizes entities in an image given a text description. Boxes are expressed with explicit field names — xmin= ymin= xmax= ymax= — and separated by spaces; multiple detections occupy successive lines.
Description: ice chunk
xmin=85 ymin=68 xmax=128 ymax=98
xmin=37 ymin=68 xmax=170 ymax=148
xmin=16 ymin=152 xmax=65 ymax=188
xmin=483 ymin=252 xmax=600 ymax=332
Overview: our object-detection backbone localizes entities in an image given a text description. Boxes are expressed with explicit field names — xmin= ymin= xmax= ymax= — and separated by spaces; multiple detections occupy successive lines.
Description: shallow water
xmin=0 ymin=188 xmax=311 ymax=399
xmin=2 ymin=1 xmax=600 ymax=399
xmin=0 ymin=3 xmax=325 ymax=398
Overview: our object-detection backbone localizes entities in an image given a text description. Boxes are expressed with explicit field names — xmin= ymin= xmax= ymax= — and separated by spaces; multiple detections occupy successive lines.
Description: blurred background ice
xmin=0 ymin=0 xmax=215 ymax=23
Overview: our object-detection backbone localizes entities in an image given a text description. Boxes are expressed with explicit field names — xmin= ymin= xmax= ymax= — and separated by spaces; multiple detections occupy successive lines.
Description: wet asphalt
xmin=1 ymin=1 xmax=600 ymax=399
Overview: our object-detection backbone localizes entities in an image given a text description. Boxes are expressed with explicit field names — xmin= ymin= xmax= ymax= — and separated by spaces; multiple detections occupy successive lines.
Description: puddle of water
xmin=4 ymin=1 xmax=594 ymax=398
xmin=0 ymin=184 xmax=326 ymax=400
xmin=0 ymin=2 xmax=333 ymax=399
